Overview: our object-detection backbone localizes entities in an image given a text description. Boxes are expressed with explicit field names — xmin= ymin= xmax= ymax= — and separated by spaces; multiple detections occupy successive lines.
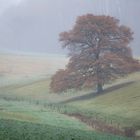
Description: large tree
xmin=51 ymin=14 xmax=140 ymax=93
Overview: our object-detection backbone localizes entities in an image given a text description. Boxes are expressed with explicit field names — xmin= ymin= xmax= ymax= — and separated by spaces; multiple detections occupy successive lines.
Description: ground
xmin=0 ymin=54 xmax=139 ymax=140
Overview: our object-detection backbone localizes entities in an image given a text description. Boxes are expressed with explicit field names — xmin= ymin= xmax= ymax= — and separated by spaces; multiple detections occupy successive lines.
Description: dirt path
xmin=66 ymin=113 xmax=136 ymax=138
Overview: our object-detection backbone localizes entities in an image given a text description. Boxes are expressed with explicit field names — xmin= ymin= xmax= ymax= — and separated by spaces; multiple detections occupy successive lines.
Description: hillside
xmin=0 ymin=53 xmax=139 ymax=139
xmin=0 ymin=53 xmax=68 ymax=76
xmin=66 ymin=75 xmax=140 ymax=127
xmin=0 ymin=53 xmax=68 ymax=87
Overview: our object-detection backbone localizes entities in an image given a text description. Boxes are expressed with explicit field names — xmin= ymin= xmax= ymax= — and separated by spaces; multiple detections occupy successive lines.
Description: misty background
xmin=0 ymin=0 xmax=139 ymax=56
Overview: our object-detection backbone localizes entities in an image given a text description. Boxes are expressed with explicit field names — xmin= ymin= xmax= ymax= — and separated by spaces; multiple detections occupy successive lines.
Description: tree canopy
xmin=51 ymin=14 xmax=140 ymax=93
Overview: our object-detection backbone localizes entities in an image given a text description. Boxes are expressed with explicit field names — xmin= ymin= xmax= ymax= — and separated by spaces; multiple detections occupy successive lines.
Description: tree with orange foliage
xmin=51 ymin=14 xmax=140 ymax=93
xmin=50 ymin=69 xmax=85 ymax=93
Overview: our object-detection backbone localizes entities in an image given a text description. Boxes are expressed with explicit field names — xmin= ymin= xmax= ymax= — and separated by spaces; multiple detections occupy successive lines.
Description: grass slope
xmin=0 ymin=72 xmax=140 ymax=128
xmin=0 ymin=53 xmax=139 ymax=140
xmin=0 ymin=99 xmax=131 ymax=140
xmin=0 ymin=99 xmax=89 ymax=130
xmin=0 ymin=53 xmax=68 ymax=76
xmin=67 ymin=80 xmax=140 ymax=128
xmin=0 ymin=119 xmax=131 ymax=140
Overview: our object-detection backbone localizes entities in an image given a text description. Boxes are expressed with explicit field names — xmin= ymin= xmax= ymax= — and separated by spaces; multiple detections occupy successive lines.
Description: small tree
xmin=51 ymin=14 xmax=140 ymax=93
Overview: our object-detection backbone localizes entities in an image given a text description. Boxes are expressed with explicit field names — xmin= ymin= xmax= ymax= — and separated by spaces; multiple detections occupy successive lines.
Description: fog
xmin=0 ymin=0 xmax=139 ymax=56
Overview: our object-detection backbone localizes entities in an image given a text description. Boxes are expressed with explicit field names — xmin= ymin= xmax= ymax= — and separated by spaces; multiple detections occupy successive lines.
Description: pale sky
xmin=0 ymin=0 xmax=139 ymax=56
xmin=0 ymin=0 xmax=22 ymax=14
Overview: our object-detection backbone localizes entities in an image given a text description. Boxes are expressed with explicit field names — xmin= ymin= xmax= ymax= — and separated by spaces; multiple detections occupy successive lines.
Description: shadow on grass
xmin=60 ymin=81 xmax=135 ymax=104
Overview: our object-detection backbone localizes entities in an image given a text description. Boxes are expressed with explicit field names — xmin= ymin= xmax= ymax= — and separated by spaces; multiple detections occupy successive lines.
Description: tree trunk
xmin=97 ymin=83 xmax=103 ymax=93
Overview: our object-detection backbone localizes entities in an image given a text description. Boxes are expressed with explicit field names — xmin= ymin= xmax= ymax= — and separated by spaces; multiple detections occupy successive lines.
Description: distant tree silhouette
xmin=51 ymin=14 xmax=140 ymax=93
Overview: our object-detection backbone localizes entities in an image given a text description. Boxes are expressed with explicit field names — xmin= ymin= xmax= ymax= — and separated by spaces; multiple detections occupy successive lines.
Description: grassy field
xmin=0 ymin=97 xmax=133 ymax=140
xmin=0 ymin=53 xmax=68 ymax=76
xmin=0 ymin=99 xmax=89 ymax=130
xmin=67 ymin=79 xmax=140 ymax=127
xmin=0 ymin=96 xmax=133 ymax=140
xmin=0 ymin=53 xmax=139 ymax=139
xmin=0 ymin=119 xmax=131 ymax=140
